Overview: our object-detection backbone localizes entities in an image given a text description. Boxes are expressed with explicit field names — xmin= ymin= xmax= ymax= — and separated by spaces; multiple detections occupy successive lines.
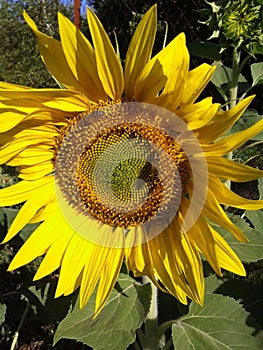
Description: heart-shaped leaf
xmin=251 ymin=63 xmax=263 ymax=86
xmin=54 ymin=274 xmax=151 ymax=350
xmin=172 ymin=293 xmax=262 ymax=350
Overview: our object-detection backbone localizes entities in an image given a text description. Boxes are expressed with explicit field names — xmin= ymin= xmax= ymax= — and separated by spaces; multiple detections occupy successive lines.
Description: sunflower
xmin=1 ymin=5 xmax=263 ymax=317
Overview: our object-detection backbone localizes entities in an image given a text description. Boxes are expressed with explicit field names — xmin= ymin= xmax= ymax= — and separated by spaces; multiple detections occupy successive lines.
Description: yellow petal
xmin=87 ymin=9 xmax=124 ymax=100
xmin=29 ymin=201 xmax=58 ymax=223
xmin=0 ymin=89 xmax=89 ymax=112
xmin=148 ymin=236 xmax=187 ymax=304
xmin=94 ymin=228 xmax=124 ymax=316
xmin=207 ymin=156 xmax=263 ymax=182
xmin=154 ymin=34 xmax=189 ymax=110
xmin=197 ymin=96 xmax=254 ymax=143
xmin=55 ymin=234 xmax=93 ymax=297
xmin=134 ymin=33 xmax=189 ymax=109
xmin=209 ymin=225 xmax=246 ymax=276
xmin=168 ymin=220 xmax=204 ymax=304
xmin=177 ymin=97 xmax=220 ymax=130
xmin=0 ymin=176 xmax=53 ymax=206
xmin=34 ymin=229 xmax=73 ymax=280
xmin=1 ymin=129 xmax=40 ymax=148
xmin=209 ymin=175 xmax=263 ymax=210
xmin=187 ymin=216 xmax=222 ymax=276
xmin=24 ymin=109 xmax=68 ymax=125
xmin=23 ymin=11 xmax=90 ymax=97
xmin=188 ymin=216 xmax=245 ymax=276
xmin=3 ymin=180 xmax=55 ymax=242
xmin=58 ymin=12 xmax=107 ymax=102
xmin=1 ymin=123 xmax=57 ymax=149
xmin=18 ymin=161 xmax=54 ymax=180
xmin=178 ymin=235 xmax=204 ymax=305
xmin=0 ymin=108 xmax=66 ymax=136
xmin=124 ymin=5 xmax=157 ymax=100
xmin=134 ymin=59 xmax=167 ymax=102
xmin=0 ymin=137 xmax=54 ymax=164
xmin=0 ymin=82 xmax=31 ymax=90
xmin=2 ymin=119 xmax=58 ymax=141
xmin=127 ymin=228 xmax=185 ymax=299
xmin=79 ymin=242 xmax=110 ymax=307
xmin=0 ymin=108 xmax=30 ymax=133
xmin=149 ymin=218 xmax=204 ymax=305
xmin=7 ymin=149 xmax=53 ymax=167
xmin=8 ymin=209 xmax=65 ymax=270
xmin=203 ymin=116 xmax=263 ymax=155
xmin=125 ymin=226 xmax=153 ymax=275
xmin=203 ymin=187 xmax=248 ymax=242
xmin=180 ymin=64 xmax=216 ymax=105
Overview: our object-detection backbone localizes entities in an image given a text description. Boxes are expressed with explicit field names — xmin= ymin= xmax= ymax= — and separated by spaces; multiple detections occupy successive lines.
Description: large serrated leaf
xmin=54 ymin=274 xmax=151 ymax=350
xmin=232 ymin=109 xmax=263 ymax=140
xmin=212 ymin=213 xmax=263 ymax=263
xmin=172 ymin=294 xmax=263 ymax=350
xmin=211 ymin=63 xmax=248 ymax=101
xmin=251 ymin=63 xmax=263 ymax=87
xmin=215 ymin=279 xmax=263 ymax=330
xmin=245 ymin=210 xmax=263 ymax=232
xmin=211 ymin=63 xmax=247 ymax=87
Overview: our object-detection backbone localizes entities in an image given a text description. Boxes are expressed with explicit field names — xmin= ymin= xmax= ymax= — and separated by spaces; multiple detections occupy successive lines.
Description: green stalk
xmin=225 ymin=47 xmax=241 ymax=191
xmin=229 ymin=48 xmax=240 ymax=109
xmin=142 ymin=277 xmax=159 ymax=350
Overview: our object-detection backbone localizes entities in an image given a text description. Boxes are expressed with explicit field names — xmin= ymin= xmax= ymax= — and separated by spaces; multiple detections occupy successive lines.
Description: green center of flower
xmin=110 ymin=158 xmax=149 ymax=202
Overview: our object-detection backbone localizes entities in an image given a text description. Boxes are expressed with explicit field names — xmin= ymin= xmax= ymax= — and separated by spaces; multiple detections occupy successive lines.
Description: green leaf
xmin=245 ymin=210 xmax=263 ymax=233
xmin=205 ymin=274 xmax=224 ymax=294
xmin=54 ymin=274 xmax=151 ymax=350
xmin=232 ymin=109 xmax=263 ymax=140
xmin=251 ymin=63 xmax=263 ymax=86
xmin=188 ymin=42 xmax=221 ymax=61
xmin=211 ymin=63 xmax=248 ymax=100
xmin=172 ymin=294 xmax=263 ymax=350
xmin=212 ymin=63 xmax=247 ymax=87
xmin=213 ymin=213 xmax=263 ymax=263
xmin=0 ymin=303 xmax=6 ymax=326
xmin=215 ymin=279 xmax=263 ymax=330
xmin=250 ymin=42 xmax=263 ymax=56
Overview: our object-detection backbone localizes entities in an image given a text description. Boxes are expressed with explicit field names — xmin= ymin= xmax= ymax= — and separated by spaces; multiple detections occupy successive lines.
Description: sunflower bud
xmin=202 ymin=0 xmax=263 ymax=54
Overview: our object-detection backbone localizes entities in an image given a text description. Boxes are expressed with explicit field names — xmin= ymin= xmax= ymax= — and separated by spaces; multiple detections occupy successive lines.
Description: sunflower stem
xmin=229 ymin=48 xmax=240 ymax=109
xmin=142 ymin=277 xmax=159 ymax=350
xmin=225 ymin=47 xmax=241 ymax=191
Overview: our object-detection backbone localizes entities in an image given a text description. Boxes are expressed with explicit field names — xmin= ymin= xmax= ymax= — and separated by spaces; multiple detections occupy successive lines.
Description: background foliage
xmin=0 ymin=0 xmax=263 ymax=349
